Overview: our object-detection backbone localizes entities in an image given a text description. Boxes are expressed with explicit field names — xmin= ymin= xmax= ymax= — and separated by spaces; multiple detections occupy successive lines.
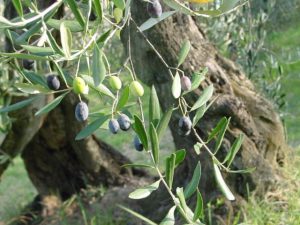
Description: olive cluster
xmin=108 ymin=76 xmax=145 ymax=151
xmin=108 ymin=113 xmax=131 ymax=133
xmin=109 ymin=111 xmax=145 ymax=152
xmin=71 ymin=74 xmax=145 ymax=151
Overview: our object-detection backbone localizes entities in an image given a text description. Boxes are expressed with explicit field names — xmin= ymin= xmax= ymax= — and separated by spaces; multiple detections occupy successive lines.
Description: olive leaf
xmin=172 ymin=72 xmax=181 ymax=99
xmin=213 ymin=162 xmax=235 ymax=201
xmin=178 ymin=40 xmax=191 ymax=66
xmin=35 ymin=92 xmax=69 ymax=116
xmin=129 ymin=180 xmax=161 ymax=199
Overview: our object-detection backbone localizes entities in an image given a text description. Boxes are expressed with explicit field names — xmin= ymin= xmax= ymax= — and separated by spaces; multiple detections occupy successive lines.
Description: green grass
xmin=0 ymin=157 xmax=37 ymax=222
xmin=241 ymin=149 xmax=300 ymax=225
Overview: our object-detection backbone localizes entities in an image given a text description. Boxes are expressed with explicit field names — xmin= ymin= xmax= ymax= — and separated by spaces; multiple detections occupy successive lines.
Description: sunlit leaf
xmin=15 ymin=83 xmax=49 ymax=94
xmin=193 ymin=142 xmax=203 ymax=155
xmin=190 ymin=84 xmax=213 ymax=111
xmin=60 ymin=22 xmax=72 ymax=58
xmin=81 ymin=75 xmax=115 ymax=99
xmin=21 ymin=45 xmax=55 ymax=56
xmin=149 ymin=85 xmax=161 ymax=127
xmin=172 ymin=72 xmax=181 ymax=99
xmin=213 ymin=162 xmax=235 ymax=201
xmin=129 ymin=180 xmax=161 ymax=199
xmin=160 ymin=206 xmax=176 ymax=225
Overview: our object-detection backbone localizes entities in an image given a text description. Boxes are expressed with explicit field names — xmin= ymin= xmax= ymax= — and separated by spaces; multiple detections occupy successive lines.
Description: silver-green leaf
xmin=184 ymin=162 xmax=201 ymax=199
xmin=35 ymin=92 xmax=68 ymax=116
xmin=178 ymin=40 xmax=191 ymax=66
xmin=213 ymin=162 xmax=235 ymax=201
xmin=190 ymin=84 xmax=214 ymax=111
xmin=172 ymin=72 xmax=181 ymax=99
xmin=129 ymin=180 xmax=161 ymax=199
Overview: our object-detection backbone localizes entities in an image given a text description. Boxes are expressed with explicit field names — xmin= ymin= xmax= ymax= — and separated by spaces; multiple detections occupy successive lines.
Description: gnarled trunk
xmin=0 ymin=0 xmax=289 ymax=224
xmin=119 ymin=0 xmax=288 ymax=223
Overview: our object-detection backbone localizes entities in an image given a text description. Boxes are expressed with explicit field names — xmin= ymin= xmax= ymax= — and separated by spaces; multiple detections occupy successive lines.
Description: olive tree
xmin=0 ymin=0 xmax=288 ymax=224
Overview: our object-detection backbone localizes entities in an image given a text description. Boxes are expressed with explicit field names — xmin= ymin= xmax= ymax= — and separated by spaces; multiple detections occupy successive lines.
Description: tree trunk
xmin=119 ymin=0 xmax=289 ymax=223
xmin=0 ymin=0 xmax=289 ymax=224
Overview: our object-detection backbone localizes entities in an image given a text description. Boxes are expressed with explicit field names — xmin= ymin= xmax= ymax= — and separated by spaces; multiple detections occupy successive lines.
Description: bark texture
xmin=120 ymin=0 xmax=289 ymax=223
xmin=0 ymin=0 xmax=289 ymax=224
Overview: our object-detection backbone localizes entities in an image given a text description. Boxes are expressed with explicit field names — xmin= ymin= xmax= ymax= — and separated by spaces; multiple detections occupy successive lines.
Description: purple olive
xmin=179 ymin=116 xmax=192 ymax=136
xmin=147 ymin=0 xmax=162 ymax=18
xmin=109 ymin=119 xmax=120 ymax=134
xmin=181 ymin=76 xmax=192 ymax=91
xmin=23 ymin=59 xmax=34 ymax=70
xmin=117 ymin=113 xmax=131 ymax=131
xmin=75 ymin=101 xmax=89 ymax=122
xmin=47 ymin=75 xmax=60 ymax=91
xmin=134 ymin=136 xmax=143 ymax=151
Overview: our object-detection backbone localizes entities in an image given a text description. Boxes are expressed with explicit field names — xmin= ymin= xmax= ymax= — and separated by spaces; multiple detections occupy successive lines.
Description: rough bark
xmin=0 ymin=0 xmax=289 ymax=224
xmin=119 ymin=0 xmax=289 ymax=223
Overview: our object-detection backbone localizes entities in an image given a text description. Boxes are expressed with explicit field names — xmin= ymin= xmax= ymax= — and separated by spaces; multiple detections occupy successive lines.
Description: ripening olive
xmin=73 ymin=77 xmax=89 ymax=95
xmin=47 ymin=75 xmax=60 ymax=91
xmin=117 ymin=113 xmax=131 ymax=131
xmin=113 ymin=8 xmax=123 ymax=24
xmin=75 ymin=101 xmax=89 ymax=122
xmin=23 ymin=59 xmax=34 ymax=70
xmin=181 ymin=76 xmax=192 ymax=91
xmin=109 ymin=76 xmax=122 ymax=90
xmin=109 ymin=119 xmax=120 ymax=134
xmin=133 ymin=135 xmax=143 ymax=151
xmin=130 ymin=81 xmax=144 ymax=97
xmin=147 ymin=0 xmax=162 ymax=18
xmin=178 ymin=116 xmax=192 ymax=136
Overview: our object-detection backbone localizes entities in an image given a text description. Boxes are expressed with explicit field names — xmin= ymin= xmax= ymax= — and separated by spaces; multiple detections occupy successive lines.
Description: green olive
xmin=130 ymin=81 xmax=144 ymax=97
xmin=73 ymin=77 xmax=89 ymax=94
xmin=109 ymin=76 xmax=122 ymax=90
xmin=113 ymin=8 xmax=123 ymax=24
